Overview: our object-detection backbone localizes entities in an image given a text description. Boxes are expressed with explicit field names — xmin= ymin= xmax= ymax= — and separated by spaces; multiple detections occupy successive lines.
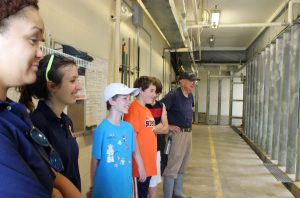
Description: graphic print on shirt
xmin=123 ymin=135 xmax=129 ymax=150
xmin=149 ymin=108 xmax=163 ymax=119
xmin=106 ymin=144 xmax=115 ymax=163
xmin=120 ymin=157 xmax=125 ymax=165
xmin=145 ymin=117 xmax=155 ymax=128
xmin=105 ymin=132 xmax=131 ymax=168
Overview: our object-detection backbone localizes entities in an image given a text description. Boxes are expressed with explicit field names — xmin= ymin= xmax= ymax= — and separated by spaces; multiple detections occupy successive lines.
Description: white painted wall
xmin=232 ymin=71 xmax=245 ymax=117
xmin=197 ymin=71 xmax=208 ymax=113
xmin=39 ymin=0 xmax=172 ymax=91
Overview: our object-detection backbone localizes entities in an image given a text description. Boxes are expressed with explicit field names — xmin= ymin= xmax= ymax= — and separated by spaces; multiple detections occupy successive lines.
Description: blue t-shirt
xmin=92 ymin=118 xmax=135 ymax=198
xmin=161 ymin=87 xmax=194 ymax=128
xmin=0 ymin=100 xmax=55 ymax=197
xmin=31 ymin=100 xmax=81 ymax=191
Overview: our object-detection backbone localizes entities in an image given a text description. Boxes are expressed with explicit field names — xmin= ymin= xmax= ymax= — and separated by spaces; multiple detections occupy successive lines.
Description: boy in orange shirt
xmin=124 ymin=76 xmax=157 ymax=198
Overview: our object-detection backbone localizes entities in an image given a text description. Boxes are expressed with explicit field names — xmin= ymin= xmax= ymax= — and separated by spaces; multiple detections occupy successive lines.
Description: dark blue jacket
xmin=0 ymin=100 xmax=55 ymax=197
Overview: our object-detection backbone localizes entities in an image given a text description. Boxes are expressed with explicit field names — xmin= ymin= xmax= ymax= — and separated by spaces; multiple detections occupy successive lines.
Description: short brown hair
xmin=134 ymin=76 xmax=154 ymax=91
xmin=152 ymin=77 xmax=162 ymax=94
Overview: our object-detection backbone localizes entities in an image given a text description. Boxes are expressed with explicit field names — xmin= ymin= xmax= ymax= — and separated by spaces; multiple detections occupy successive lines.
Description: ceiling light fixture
xmin=209 ymin=35 xmax=215 ymax=47
xmin=211 ymin=5 xmax=220 ymax=28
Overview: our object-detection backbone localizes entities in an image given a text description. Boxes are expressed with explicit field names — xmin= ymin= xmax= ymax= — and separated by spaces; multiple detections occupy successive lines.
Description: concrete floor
xmin=157 ymin=125 xmax=293 ymax=198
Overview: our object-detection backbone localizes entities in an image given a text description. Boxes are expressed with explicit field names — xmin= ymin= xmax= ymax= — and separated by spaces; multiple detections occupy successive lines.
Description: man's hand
xmin=169 ymin=125 xmax=180 ymax=133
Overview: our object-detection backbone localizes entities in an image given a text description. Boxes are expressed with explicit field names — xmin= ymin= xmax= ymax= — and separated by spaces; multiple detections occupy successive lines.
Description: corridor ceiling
xmin=141 ymin=0 xmax=288 ymax=67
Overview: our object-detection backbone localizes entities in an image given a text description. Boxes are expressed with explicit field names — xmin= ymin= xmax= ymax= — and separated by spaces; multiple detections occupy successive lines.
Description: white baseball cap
xmin=104 ymin=83 xmax=139 ymax=102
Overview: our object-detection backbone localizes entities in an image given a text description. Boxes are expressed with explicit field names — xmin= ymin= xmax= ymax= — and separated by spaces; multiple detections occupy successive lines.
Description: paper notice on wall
xmin=85 ymin=58 xmax=108 ymax=127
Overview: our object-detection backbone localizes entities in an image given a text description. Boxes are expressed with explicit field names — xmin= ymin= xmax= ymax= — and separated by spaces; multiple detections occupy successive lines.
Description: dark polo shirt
xmin=161 ymin=87 xmax=194 ymax=128
xmin=0 ymin=100 xmax=55 ymax=197
xmin=31 ymin=100 xmax=81 ymax=191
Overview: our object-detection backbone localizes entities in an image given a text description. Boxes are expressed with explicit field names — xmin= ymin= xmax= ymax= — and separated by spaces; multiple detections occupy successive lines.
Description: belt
xmin=180 ymin=128 xmax=192 ymax=132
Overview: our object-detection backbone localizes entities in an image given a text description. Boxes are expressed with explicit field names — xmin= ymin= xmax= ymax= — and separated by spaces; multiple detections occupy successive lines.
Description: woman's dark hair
xmin=152 ymin=77 xmax=162 ymax=94
xmin=19 ymin=54 xmax=76 ymax=112
xmin=0 ymin=0 xmax=39 ymax=31
xmin=133 ymin=76 xmax=154 ymax=91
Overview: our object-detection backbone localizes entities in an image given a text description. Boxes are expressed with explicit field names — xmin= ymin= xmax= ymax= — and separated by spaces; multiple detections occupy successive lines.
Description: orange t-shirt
xmin=124 ymin=100 xmax=157 ymax=177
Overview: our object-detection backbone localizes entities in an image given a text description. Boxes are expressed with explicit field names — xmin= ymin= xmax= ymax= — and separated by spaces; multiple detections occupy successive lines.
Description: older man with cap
xmin=161 ymin=71 xmax=199 ymax=198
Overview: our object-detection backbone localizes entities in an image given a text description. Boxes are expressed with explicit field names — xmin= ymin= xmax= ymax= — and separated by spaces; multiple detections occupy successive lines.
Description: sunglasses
xmin=191 ymin=81 xmax=198 ymax=85
xmin=28 ymin=126 xmax=64 ymax=172
xmin=45 ymin=54 xmax=55 ymax=81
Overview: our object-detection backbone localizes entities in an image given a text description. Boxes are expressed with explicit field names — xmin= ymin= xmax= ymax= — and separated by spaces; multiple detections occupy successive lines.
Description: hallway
xmin=157 ymin=125 xmax=293 ymax=198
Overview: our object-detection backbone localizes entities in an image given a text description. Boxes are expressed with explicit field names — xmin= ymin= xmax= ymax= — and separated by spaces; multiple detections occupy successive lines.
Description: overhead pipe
xmin=136 ymin=0 xmax=170 ymax=47
xmin=193 ymin=0 xmax=202 ymax=75
xmin=188 ymin=0 xmax=300 ymax=30
xmin=197 ymin=0 xmax=209 ymax=62
xmin=193 ymin=0 xmax=199 ymax=24
xmin=197 ymin=28 xmax=202 ymax=62
xmin=288 ymin=0 xmax=300 ymax=25
xmin=168 ymin=0 xmax=186 ymax=44
xmin=219 ymin=22 xmax=286 ymax=28
xmin=179 ymin=0 xmax=196 ymax=72
xmin=188 ymin=22 xmax=286 ymax=29
xmin=178 ymin=0 xmax=188 ymax=38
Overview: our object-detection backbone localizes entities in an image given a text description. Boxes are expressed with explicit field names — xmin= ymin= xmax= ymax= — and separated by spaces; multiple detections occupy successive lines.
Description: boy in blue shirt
xmin=89 ymin=83 xmax=146 ymax=198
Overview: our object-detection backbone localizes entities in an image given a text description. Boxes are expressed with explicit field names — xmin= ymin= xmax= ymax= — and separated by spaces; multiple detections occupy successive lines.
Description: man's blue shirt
xmin=161 ymin=87 xmax=194 ymax=128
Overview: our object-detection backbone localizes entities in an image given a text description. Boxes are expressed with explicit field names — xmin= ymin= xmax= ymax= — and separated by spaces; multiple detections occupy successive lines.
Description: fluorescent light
xmin=211 ymin=6 xmax=220 ymax=28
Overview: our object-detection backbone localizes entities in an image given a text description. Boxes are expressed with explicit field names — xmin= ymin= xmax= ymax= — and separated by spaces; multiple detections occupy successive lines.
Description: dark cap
xmin=179 ymin=72 xmax=200 ymax=81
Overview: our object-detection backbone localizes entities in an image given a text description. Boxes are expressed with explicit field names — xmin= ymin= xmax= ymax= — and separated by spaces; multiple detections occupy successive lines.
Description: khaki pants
xmin=163 ymin=131 xmax=192 ymax=178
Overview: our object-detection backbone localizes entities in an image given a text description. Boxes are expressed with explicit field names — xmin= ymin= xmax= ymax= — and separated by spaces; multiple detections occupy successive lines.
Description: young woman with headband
xmin=20 ymin=53 xmax=82 ymax=191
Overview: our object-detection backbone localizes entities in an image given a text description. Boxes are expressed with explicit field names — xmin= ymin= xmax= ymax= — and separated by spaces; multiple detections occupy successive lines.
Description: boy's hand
xmin=138 ymin=165 xmax=146 ymax=182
